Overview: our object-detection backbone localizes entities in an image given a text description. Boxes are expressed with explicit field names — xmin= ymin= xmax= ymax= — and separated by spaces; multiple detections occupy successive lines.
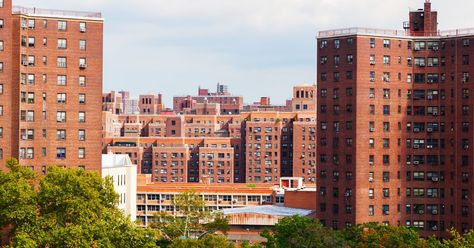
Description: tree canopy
xmin=0 ymin=159 xmax=158 ymax=248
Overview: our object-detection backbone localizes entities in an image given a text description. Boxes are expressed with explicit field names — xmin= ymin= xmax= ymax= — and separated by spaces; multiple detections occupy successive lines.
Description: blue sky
xmin=14 ymin=0 xmax=474 ymax=106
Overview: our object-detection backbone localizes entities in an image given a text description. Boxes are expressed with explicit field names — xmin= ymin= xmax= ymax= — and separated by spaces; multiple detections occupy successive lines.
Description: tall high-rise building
xmin=0 ymin=1 xmax=103 ymax=172
xmin=317 ymin=0 xmax=474 ymax=236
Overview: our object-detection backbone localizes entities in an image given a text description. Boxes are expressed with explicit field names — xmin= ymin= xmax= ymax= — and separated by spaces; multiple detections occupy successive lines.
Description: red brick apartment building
xmin=173 ymin=84 xmax=244 ymax=115
xmin=317 ymin=0 xmax=474 ymax=236
xmin=0 ymin=0 xmax=103 ymax=172
xmin=103 ymin=111 xmax=316 ymax=184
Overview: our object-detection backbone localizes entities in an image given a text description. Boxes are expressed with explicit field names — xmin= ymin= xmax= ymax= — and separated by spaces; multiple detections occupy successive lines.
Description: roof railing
xmin=12 ymin=6 xmax=102 ymax=19
xmin=318 ymin=27 xmax=474 ymax=38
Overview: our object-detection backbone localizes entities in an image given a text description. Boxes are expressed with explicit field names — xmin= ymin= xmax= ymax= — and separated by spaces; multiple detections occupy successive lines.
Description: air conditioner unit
xmin=418 ymin=210 xmax=424 ymax=214
xmin=414 ymin=128 xmax=420 ymax=132
xmin=432 ymin=112 xmax=438 ymax=116
xmin=369 ymin=178 xmax=374 ymax=182
xmin=432 ymin=210 xmax=438 ymax=215
xmin=414 ymin=47 xmax=420 ymax=51
xmin=413 ymin=161 xmax=420 ymax=165
xmin=406 ymin=161 xmax=411 ymax=165
xmin=369 ymin=161 xmax=374 ymax=165
xmin=79 ymin=64 xmax=87 ymax=69
xmin=413 ymin=144 xmax=420 ymax=149
xmin=370 ymin=127 xmax=375 ymax=132
xmin=432 ymin=177 xmax=439 ymax=182
xmin=428 ymin=63 xmax=434 ymax=67
xmin=369 ymin=94 xmax=375 ymax=98
xmin=427 ymin=128 xmax=433 ymax=132
xmin=370 ymin=61 xmax=375 ymax=65
xmin=432 ymin=225 xmax=438 ymax=231
xmin=384 ymin=211 xmax=390 ymax=215
xmin=427 ymin=145 xmax=433 ymax=149
xmin=21 ymin=61 xmax=28 ymax=66
xmin=427 ymin=95 xmax=433 ymax=100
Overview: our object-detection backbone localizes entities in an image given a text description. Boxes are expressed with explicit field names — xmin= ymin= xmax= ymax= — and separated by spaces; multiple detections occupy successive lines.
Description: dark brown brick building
xmin=0 ymin=0 xmax=103 ymax=173
xmin=317 ymin=0 xmax=474 ymax=236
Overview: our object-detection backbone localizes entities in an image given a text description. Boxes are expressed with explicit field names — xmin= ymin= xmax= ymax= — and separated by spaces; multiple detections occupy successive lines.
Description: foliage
xmin=169 ymin=234 xmax=234 ymax=248
xmin=0 ymin=159 xmax=158 ymax=248
xmin=151 ymin=190 xmax=230 ymax=245
xmin=343 ymin=222 xmax=428 ymax=248
xmin=261 ymin=215 xmax=346 ymax=248
xmin=427 ymin=228 xmax=474 ymax=247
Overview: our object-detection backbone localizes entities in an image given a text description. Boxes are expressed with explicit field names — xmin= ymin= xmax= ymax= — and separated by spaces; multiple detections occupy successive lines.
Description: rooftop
xmin=12 ymin=6 xmax=102 ymax=20
xmin=318 ymin=27 xmax=474 ymax=39
xmin=222 ymin=205 xmax=313 ymax=217
xmin=102 ymin=154 xmax=135 ymax=168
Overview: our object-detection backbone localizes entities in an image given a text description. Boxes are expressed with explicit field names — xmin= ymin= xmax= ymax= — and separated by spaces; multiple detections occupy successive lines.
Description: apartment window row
xmin=20 ymin=73 xmax=87 ymax=86
xmin=21 ymin=36 xmax=87 ymax=51
xmin=21 ymin=19 xmax=87 ymax=32
xmin=319 ymin=37 xmax=353 ymax=49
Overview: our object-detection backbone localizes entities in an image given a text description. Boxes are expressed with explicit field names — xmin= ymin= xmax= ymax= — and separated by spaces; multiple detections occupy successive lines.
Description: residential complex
xmin=0 ymin=0 xmax=103 ymax=172
xmin=317 ymin=0 xmax=474 ymax=236
xmin=103 ymin=110 xmax=317 ymax=184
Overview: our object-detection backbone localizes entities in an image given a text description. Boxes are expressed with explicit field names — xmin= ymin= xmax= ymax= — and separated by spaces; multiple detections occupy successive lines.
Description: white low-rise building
xmin=102 ymin=153 xmax=137 ymax=221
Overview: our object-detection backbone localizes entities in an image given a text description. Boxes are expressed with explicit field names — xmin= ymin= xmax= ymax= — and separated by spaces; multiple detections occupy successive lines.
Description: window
xmin=56 ymin=148 xmax=66 ymax=158
xmin=0 ymin=40 xmax=3 ymax=51
xmin=0 ymin=0 xmax=3 ymax=8
xmin=58 ymin=21 xmax=67 ymax=31
xmin=27 ymin=148 xmax=34 ymax=159
xmin=369 ymin=205 xmax=374 ymax=216
xmin=0 ymin=84 xmax=3 ymax=94
xmin=78 ymin=148 xmax=85 ymax=159
xmin=334 ymin=39 xmax=340 ymax=49
xmin=463 ymin=39 xmax=470 ymax=47
xmin=370 ymin=55 xmax=375 ymax=65
xmin=370 ymin=38 xmax=375 ymax=48
xmin=28 ymin=55 xmax=35 ymax=66
xmin=28 ymin=37 xmax=35 ymax=47
xmin=383 ymin=55 xmax=390 ymax=65
xmin=78 ymin=112 xmax=86 ymax=123
xmin=79 ymin=40 xmax=86 ymax=50
xmin=57 ymin=93 xmax=66 ymax=103
xmin=26 ymin=111 xmax=34 ymax=121
xmin=57 ymin=38 xmax=67 ymax=49
xmin=79 ymin=58 xmax=87 ymax=68
xmin=57 ymin=57 xmax=67 ymax=68
xmin=383 ymin=105 xmax=390 ymax=115
xmin=370 ymin=71 xmax=375 ymax=82
xmin=56 ymin=111 xmax=66 ymax=122
xmin=79 ymin=94 xmax=86 ymax=104
xmin=0 ymin=19 xmax=3 ymax=28
xmin=56 ymin=129 xmax=66 ymax=140
xmin=369 ymin=188 xmax=374 ymax=198
xmin=0 ymin=105 xmax=2 ymax=116
xmin=78 ymin=129 xmax=86 ymax=141
xmin=57 ymin=75 xmax=67 ymax=85
xmin=320 ymin=40 xmax=328 ymax=48
xmin=383 ymin=39 xmax=390 ymax=48
xmin=79 ymin=76 xmax=86 ymax=86
xmin=79 ymin=22 xmax=86 ymax=32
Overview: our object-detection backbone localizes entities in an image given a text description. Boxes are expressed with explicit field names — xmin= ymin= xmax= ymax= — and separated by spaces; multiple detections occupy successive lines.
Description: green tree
xmin=427 ymin=228 xmax=474 ymax=248
xmin=261 ymin=215 xmax=346 ymax=248
xmin=0 ymin=159 xmax=159 ymax=248
xmin=169 ymin=234 xmax=234 ymax=248
xmin=152 ymin=190 xmax=229 ymax=241
xmin=343 ymin=222 xmax=428 ymax=248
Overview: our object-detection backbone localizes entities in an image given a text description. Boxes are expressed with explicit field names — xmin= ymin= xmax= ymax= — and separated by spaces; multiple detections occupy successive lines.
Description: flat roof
xmin=136 ymin=180 xmax=276 ymax=194
xmin=222 ymin=205 xmax=313 ymax=217
xmin=318 ymin=27 xmax=474 ymax=39
xmin=12 ymin=6 xmax=103 ymax=21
